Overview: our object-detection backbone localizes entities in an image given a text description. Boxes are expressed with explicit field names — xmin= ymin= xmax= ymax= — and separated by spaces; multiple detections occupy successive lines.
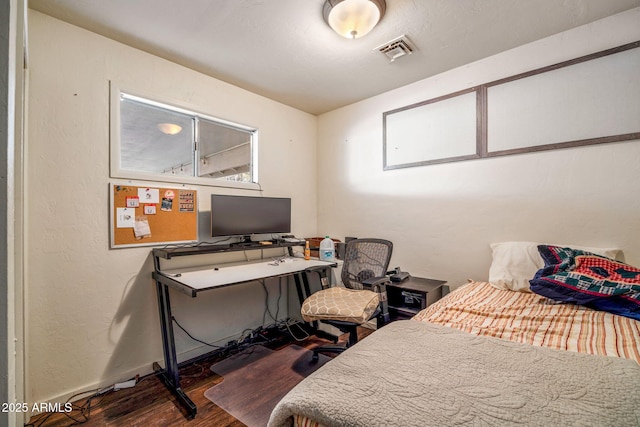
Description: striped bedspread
xmin=413 ymin=280 xmax=640 ymax=364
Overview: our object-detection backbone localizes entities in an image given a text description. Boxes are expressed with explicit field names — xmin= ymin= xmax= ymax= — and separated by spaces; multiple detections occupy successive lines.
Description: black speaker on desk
xmin=339 ymin=236 xmax=357 ymax=259
xmin=336 ymin=242 xmax=346 ymax=260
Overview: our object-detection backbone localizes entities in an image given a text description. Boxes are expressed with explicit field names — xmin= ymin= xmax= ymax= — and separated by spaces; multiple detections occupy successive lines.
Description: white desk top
xmin=159 ymin=257 xmax=336 ymax=292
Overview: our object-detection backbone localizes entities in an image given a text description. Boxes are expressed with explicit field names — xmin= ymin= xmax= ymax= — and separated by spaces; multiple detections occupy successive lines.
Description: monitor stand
xmin=230 ymin=235 xmax=255 ymax=247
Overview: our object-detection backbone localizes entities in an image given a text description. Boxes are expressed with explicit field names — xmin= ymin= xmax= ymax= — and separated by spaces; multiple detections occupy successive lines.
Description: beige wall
xmin=26 ymin=5 xmax=640 ymax=407
xmin=27 ymin=10 xmax=318 ymax=403
xmin=316 ymin=8 xmax=640 ymax=288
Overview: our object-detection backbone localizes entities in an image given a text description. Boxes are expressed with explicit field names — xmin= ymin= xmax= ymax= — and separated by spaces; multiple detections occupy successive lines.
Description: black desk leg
xmin=295 ymin=272 xmax=311 ymax=305
xmin=154 ymin=282 xmax=197 ymax=419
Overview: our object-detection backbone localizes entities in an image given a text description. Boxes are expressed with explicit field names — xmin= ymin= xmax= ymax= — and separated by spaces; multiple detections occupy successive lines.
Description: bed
xmin=268 ymin=243 xmax=640 ymax=427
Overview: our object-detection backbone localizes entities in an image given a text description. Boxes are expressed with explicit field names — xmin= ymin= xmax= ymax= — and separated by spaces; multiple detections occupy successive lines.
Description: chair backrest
xmin=341 ymin=238 xmax=393 ymax=290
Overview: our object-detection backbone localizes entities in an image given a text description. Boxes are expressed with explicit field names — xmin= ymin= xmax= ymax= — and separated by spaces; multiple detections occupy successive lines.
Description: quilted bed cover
xmin=268 ymin=282 xmax=640 ymax=427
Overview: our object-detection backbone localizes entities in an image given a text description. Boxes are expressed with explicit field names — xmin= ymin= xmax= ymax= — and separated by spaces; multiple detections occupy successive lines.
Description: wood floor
xmin=26 ymin=327 xmax=373 ymax=427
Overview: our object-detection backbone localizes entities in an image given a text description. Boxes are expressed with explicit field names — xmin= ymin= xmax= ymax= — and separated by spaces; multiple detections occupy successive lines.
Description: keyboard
xmin=282 ymin=237 xmax=305 ymax=243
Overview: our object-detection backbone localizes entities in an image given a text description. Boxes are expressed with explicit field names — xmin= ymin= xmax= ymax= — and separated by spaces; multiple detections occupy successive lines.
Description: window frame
xmin=109 ymin=83 xmax=260 ymax=189
xmin=383 ymin=40 xmax=640 ymax=170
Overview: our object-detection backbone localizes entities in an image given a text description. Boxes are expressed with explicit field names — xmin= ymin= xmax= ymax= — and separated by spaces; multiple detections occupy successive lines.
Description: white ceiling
xmin=28 ymin=0 xmax=640 ymax=115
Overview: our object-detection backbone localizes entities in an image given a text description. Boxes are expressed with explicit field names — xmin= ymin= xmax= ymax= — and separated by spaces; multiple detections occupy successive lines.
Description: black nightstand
xmin=386 ymin=276 xmax=447 ymax=321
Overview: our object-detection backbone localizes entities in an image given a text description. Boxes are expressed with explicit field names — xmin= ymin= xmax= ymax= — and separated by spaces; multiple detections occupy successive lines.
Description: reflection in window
xmin=118 ymin=93 xmax=256 ymax=184
xmin=198 ymin=118 xmax=252 ymax=180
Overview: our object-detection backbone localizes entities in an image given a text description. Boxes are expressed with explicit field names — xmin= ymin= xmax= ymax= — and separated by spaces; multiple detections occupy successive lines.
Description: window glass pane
xmin=120 ymin=97 xmax=193 ymax=176
xmin=114 ymin=90 xmax=256 ymax=186
xmin=198 ymin=118 xmax=252 ymax=182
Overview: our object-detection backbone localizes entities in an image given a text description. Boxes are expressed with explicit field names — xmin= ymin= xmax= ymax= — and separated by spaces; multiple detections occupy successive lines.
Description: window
xmin=383 ymin=41 xmax=640 ymax=169
xmin=111 ymin=86 xmax=258 ymax=187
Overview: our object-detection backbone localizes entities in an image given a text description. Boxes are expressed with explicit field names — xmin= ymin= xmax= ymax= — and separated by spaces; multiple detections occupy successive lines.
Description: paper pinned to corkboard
xmin=110 ymin=183 xmax=198 ymax=248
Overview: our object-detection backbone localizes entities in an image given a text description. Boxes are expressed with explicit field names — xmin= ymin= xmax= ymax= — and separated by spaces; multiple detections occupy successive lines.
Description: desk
xmin=151 ymin=243 xmax=336 ymax=419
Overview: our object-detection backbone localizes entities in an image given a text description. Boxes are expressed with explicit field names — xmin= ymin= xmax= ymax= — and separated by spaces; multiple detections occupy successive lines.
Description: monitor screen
xmin=210 ymin=195 xmax=291 ymax=237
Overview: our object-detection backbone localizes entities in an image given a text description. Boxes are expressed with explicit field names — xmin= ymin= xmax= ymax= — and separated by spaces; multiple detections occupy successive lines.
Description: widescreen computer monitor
xmin=210 ymin=194 xmax=291 ymax=239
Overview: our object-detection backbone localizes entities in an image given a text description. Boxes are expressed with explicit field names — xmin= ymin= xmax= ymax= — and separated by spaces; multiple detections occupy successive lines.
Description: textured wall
xmin=26 ymin=10 xmax=318 ymax=403
xmin=25 ymin=5 xmax=640 ymax=407
xmin=317 ymin=8 xmax=640 ymax=288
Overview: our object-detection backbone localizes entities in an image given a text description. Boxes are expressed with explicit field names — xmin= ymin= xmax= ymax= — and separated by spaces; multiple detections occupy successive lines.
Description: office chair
xmin=301 ymin=238 xmax=393 ymax=361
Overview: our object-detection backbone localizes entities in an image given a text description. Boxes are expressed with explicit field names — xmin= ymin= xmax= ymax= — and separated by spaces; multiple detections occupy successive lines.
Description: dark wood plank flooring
xmin=26 ymin=327 xmax=373 ymax=427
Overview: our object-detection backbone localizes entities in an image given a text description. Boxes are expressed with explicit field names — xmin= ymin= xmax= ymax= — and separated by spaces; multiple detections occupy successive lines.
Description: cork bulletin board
xmin=110 ymin=183 xmax=197 ymax=248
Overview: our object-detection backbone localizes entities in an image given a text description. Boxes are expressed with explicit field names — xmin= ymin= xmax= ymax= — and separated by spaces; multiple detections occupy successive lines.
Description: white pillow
xmin=489 ymin=241 xmax=621 ymax=293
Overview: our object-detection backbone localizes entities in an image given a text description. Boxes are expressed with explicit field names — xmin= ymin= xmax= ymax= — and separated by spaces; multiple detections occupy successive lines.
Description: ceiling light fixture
xmin=157 ymin=123 xmax=182 ymax=135
xmin=323 ymin=0 xmax=386 ymax=39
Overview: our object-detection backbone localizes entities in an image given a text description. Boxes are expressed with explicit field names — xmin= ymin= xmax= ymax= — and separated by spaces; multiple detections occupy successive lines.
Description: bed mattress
xmin=414 ymin=281 xmax=640 ymax=364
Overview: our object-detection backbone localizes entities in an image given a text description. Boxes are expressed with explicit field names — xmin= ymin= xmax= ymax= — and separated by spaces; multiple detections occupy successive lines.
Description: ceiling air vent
xmin=375 ymin=35 xmax=415 ymax=63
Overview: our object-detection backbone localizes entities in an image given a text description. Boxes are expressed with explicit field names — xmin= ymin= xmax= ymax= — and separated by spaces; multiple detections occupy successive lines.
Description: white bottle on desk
xmin=319 ymin=236 xmax=335 ymax=261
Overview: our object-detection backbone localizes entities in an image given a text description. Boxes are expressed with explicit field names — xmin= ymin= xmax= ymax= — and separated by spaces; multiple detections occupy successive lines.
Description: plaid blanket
xmin=530 ymin=245 xmax=640 ymax=320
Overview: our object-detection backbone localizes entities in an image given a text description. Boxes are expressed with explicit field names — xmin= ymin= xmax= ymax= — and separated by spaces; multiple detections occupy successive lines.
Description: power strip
xmin=114 ymin=379 xmax=137 ymax=390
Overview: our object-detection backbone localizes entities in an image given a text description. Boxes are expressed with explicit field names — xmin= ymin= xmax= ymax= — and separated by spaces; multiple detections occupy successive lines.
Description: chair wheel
xmin=311 ymin=352 xmax=319 ymax=362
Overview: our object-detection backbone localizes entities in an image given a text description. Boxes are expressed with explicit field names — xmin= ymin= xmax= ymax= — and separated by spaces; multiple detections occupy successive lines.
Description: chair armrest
xmin=362 ymin=276 xmax=390 ymax=293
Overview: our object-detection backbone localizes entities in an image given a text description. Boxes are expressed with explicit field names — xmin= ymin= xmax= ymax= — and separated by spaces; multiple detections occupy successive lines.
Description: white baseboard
xmin=28 ymin=333 xmax=240 ymax=420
